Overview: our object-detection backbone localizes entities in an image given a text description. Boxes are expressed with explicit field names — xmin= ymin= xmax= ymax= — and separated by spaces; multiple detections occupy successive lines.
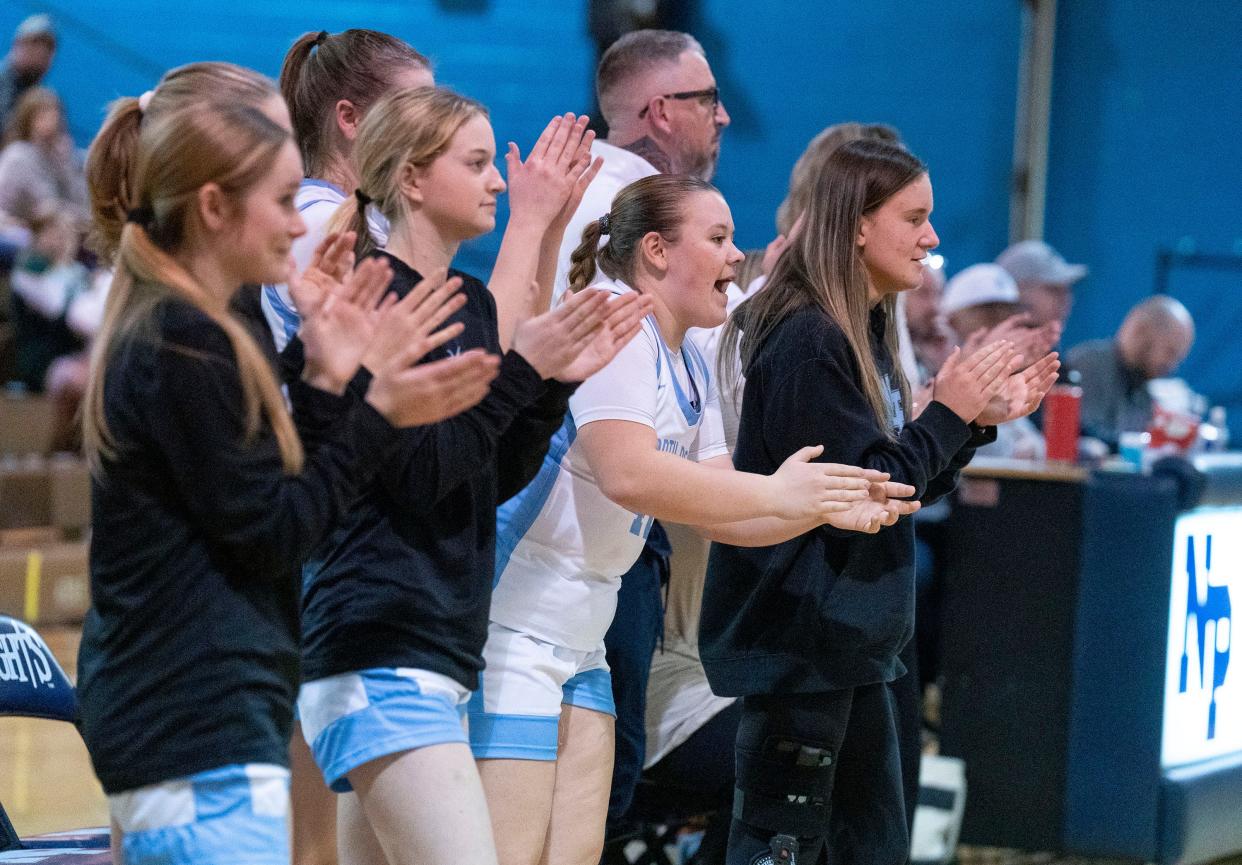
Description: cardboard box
xmin=0 ymin=542 xmax=90 ymax=625
xmin=0 ymin=393 xmax=54 ymax=456
xmin=48 ymin=456 xmax=91 ymax=535
xmin=0 ymin=455 xmax=51 ymax=529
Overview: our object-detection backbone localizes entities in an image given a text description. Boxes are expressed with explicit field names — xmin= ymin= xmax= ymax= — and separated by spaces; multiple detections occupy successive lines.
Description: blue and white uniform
xmin=110 ymin=764 xmax=291 ymax=865
xmin=470 ymin=283 xmax=728 ymax=760
xmin=261 ymin=178 xmax=389 ymax=352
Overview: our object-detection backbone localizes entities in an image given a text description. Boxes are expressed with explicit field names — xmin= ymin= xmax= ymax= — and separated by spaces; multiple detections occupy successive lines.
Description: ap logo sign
xmin=1162 ymin=510 xmax=1239 ymax=768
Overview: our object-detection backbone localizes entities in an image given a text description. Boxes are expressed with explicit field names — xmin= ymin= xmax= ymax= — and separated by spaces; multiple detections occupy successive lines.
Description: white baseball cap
xmin=14 ymin=14 xmax=55 ymax=42
xmin=941 ymin=263 xmax=1021 ymax=315
xmin=995 ymin=239 xmax=1087 ymax=285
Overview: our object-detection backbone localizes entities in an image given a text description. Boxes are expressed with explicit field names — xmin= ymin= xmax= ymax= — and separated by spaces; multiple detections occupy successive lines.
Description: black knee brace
xmin=733 ymin=735 xmax=836 ymax=846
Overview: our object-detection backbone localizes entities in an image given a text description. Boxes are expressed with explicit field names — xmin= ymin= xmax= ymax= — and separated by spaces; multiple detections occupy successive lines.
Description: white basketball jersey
xmin=490 ymin=285 xmax=728 ymax=650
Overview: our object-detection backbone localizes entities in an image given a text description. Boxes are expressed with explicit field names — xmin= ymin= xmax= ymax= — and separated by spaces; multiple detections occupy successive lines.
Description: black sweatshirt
xmin=700 ymin=304 xmax=994 ymax=696
xmin=299 ymin=253 xmax=576 ymax=690
xmin=78 ymin=297 xmax=398 ymax=794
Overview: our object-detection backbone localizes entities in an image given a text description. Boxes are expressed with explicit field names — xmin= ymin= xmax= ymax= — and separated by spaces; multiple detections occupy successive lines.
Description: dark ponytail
xmin=278 ymin=31 xmax=319 ymax=135
xmin=280 ymin=29 xmax=431 ymax=177
xmin=568 ymin=174 xmax=717 ymax=292
xmin=567 ymin=219 xmax=605 ymax=292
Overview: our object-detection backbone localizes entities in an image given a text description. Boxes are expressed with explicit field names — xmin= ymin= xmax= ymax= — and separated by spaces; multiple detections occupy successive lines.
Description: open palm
xmin=555 ymin=292 xmax=653 ymax=382
xmin=975 ymin=352 xmax=1061 ymax=425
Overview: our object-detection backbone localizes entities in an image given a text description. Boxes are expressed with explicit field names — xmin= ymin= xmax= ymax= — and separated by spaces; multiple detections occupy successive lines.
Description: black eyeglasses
xmin=638 ymin=87 xmax=720 ymax=119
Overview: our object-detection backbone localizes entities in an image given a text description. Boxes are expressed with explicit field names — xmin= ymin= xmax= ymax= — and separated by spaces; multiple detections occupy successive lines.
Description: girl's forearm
xmin=488 ymin=220 xmax=547 ymax=352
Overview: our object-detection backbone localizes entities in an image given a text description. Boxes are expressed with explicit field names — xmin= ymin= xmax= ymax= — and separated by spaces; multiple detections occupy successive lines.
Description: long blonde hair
xmin=723 ymin=139 xmax=925 ymax=433
xmin=85 ymin=62 xmax=274 ymax=261
xmin=329 ymin=86 xmax=487 ymax=259
xmin=83 ymin=102 xmax=304 ymax=473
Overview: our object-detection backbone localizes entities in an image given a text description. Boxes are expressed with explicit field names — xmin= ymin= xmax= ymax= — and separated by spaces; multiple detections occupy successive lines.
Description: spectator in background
xmin=0 ymin=86 xmax=88 ymax=230
xmin=8 ymin=212 xmax=87 ymax=393
xmin=41 ymin=267 xmax=110 ymax=453
xmin=1067 ymin=294 xmax=1195 ymax=449
xmin=774 ymin=121 xmax=899 ymax=238
xmin=996 ymin=238 xmax=1087 ymax=329
xmin=554 ymin=29 xmax=730 ymax=301
xmin=902 ymin=261 xmax=953 ymax=380
xmin=0 ymin=14 xmax=56 ymax=127
xmin=943 ymin=263 xmax=1024 ymax=343
xmin=942 ymin=263 xmax=1047 ymax=460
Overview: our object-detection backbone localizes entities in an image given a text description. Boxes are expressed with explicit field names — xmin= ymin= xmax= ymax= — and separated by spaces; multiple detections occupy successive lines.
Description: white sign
xmin=1162 ymin=508 xmax=1239 ymax=767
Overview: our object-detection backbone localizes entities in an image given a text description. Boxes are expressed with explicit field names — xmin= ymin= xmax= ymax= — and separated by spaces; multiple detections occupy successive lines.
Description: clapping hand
xmin=975 ymin=352 xmax=1061 ymax=426
xmin=963 ymin=313 xmax=1061 ymax=371
xmin=824 ymin=479 xmax=921 ymax=534
xmin=511 ymin=286 xmax=611 ymax=379
xmin=506 ymin=113 xmax=604 ymax=231
xmin=291 ymin=232 xmax=391 ymax=394
xmin=933 ymin=340 xmax=1021 ymax=423
xmin=360 ymin=268 xmax=469 ymax=374
xmin=762 ymin=213 xmax=805 ymax=277
xmin=553 ymin=290 xmax=654 ymax=383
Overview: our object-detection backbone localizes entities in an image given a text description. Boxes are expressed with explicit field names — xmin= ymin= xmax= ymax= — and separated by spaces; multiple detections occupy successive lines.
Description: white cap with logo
xmin=995 ymin=240 xmax=1087 ymax=286
xmin=941 ymin=263 xmax=1021 ymax=316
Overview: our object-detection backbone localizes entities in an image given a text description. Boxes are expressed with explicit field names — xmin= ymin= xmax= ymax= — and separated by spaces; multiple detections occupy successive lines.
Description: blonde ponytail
xmin=85 ymin=97 xmax=143 ymax=260
xmin=85 ymin=62 xmax=274 ymax=264
xmin=83 ymin=98 xmax=305 ymax=474
xmin=325 ymin=189 xmax=379 ymax=260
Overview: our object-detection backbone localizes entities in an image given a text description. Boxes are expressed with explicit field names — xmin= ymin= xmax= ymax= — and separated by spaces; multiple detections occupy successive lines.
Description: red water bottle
xmin=1043 ymin=384 xmax=1082 ymax=462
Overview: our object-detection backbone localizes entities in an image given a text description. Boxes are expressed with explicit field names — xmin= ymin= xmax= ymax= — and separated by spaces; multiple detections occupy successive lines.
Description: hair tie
xmin=126 ymin=204 xmax=154 ymax=226
xmin=314 ymin=30 xmax=329 ymax=46
xmin=598 ymin=213 xmax=610 ymax=235
xmin=354 ymin=188 xmax=373 ymax=210
xmin=137 ymin=90 xmax=154 ymax=112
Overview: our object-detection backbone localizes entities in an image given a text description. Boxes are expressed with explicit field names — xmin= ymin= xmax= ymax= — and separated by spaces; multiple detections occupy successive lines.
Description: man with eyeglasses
xmin=544 ymin=28 xmax=731 ymax=851
xmin=553 ymin=28 xmax=730 ymax=303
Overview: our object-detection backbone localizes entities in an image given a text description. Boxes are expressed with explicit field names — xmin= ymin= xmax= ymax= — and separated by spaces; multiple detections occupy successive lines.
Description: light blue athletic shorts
xmin=297 ymin=666 xmax=470 ymax=792
xmin=468 ymin=621 xmax=615 ymax=761
xmin=109 ymin=763 xmax=289 ymax=865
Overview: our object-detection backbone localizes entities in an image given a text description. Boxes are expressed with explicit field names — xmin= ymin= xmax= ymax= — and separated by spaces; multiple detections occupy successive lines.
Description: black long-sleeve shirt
xmin=78 ymin=297 xmax=397 ymax=794
xmin=700 ymin=304 xmax=993 ymax=696
xmin=299 ymin=254 xmax=575 ymax=689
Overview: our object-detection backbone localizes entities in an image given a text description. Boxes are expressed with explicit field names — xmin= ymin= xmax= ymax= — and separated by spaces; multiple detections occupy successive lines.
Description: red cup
xmin=1043 ymin=384 xmax=1082 ymax=462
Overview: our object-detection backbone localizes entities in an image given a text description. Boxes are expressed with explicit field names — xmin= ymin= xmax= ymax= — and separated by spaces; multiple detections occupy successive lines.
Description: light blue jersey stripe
xmin=300 ymin=178 xmax=346 ymax=195
xmin=652 ymin=316 xmax=704 ymax=427
xmin=494 ymin=413 xmax=577 ymax=583
xmin=261 ymin=283 xmax=301 ymax=343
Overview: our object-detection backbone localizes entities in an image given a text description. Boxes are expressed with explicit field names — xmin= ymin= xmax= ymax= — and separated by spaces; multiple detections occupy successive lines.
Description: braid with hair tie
xmin=354 ymin=188 xmax=372 ymax=211
xmin=598 ymin=213 xmax=611 ymax=235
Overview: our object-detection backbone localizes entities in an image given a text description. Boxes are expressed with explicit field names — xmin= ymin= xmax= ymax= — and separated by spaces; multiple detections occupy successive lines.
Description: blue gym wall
xmin=0 ymin=0 xmax=1021 ymax=280
xmin=1046 ymin=0 xmax=1242 ymax=427
xmin=4 ymin=1 xmax=1238 ymax=419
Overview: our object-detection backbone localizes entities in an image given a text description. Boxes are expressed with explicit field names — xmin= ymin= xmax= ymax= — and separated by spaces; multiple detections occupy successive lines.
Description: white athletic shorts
xmin=467 ymin=621 xmax=615 ymax=761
